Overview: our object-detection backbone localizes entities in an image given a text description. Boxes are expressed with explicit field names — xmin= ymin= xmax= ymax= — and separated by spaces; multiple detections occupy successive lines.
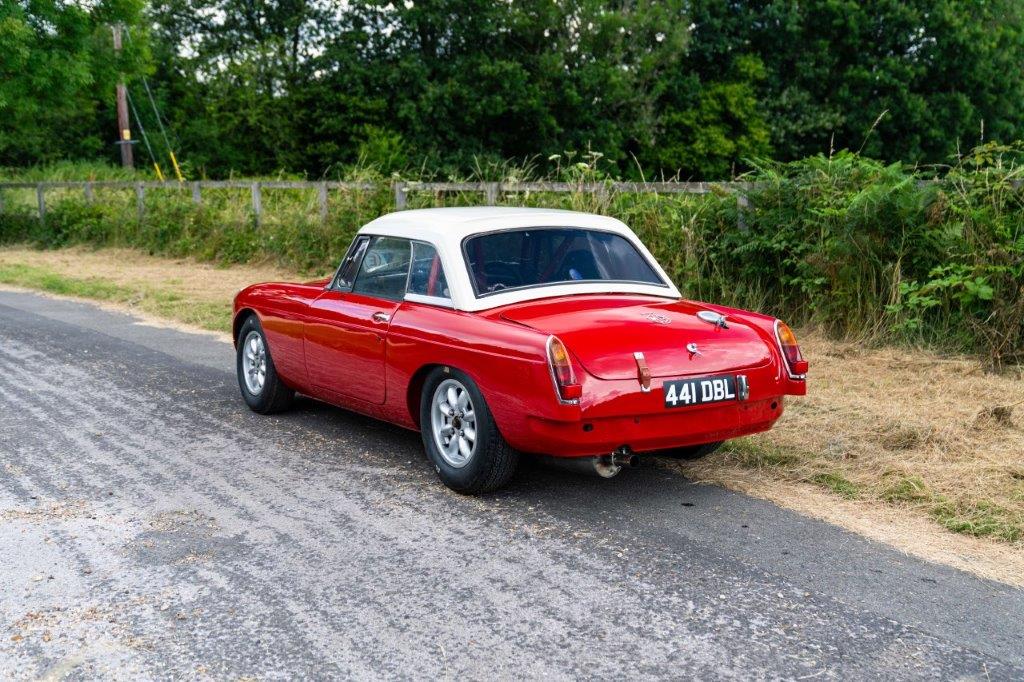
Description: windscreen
xmin=464 ymin=228 xmax=665 ymax=296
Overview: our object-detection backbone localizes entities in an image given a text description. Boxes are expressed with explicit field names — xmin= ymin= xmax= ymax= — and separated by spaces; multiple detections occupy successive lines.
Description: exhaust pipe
xmin=537 ymin=447 xmax=638 ymax=479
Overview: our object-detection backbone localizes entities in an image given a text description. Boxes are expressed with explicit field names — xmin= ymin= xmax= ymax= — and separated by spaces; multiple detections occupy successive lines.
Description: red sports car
xmin=233 ymin=207 xmax=807 ymax=493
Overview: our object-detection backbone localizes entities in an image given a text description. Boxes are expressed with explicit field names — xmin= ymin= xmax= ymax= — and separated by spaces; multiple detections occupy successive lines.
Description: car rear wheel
xmin=236 ymin=315 xmax=294 ymax=414
xmin=659 ymin=441 xmax=723 ymax=460
xmin=420 ymin=367 xmax=518 ymax=494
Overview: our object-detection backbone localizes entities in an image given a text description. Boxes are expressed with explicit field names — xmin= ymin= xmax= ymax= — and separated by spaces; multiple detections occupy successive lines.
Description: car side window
xmin=407 ymin=242 xmax=450 ymax=300
xmin=352 ymin=237 xmax=412 ymax=300
xmin=333 ymin=236 xmax=370 ymax=290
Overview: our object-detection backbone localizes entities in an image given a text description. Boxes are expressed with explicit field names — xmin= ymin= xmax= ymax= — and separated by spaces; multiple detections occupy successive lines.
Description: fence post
xmin=485 ymin=182 xmax=499 ymax=205
xmin=251 ymin=182 xmax=262 ymax=229
xmin=135 ymin=182 xmax=146 ymax=222
xmin=84 ymin=182 xmax=94 ymax=204
xmin=191 ymin=182 xmax=202 ymax=206
xmin=37 ymin=185 xmax=46 ymax=224
xmin=736 ymin=193 xmax=749 ymax=233
xmin=318 ymin=182 xmax=328 ymax=225
xmin=394 ymin=182 xmax=407 ymax=210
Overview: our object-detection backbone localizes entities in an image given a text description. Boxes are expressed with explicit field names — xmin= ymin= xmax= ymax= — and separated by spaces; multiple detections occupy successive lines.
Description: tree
xmin=637 ymin=54 xmax=773 ymax=179
xmin=6 ymin=0 xmax=1024 ymax=177
xmin=144 ymin=0 xmax=693 ymax=177
xmin=313 ymin=0 xmax=692 ymax=175
xmin=0 ymin=0 xmax=148 ymax=166
xmin=146 ymin=0 xmax=339 ymax=175
xmin=686 ymin=0 xmax=1024 ymax=165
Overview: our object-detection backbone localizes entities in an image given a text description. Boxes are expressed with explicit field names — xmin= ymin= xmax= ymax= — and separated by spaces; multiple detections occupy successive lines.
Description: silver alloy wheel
xmin=430 ymin=378 xmax=478 ymax=468
xmin=242 ymin=330 xmax=267 ymax=395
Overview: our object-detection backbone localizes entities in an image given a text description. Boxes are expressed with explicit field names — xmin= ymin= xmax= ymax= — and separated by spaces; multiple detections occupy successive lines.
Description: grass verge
xmin=0 ymin=262 xmax=230 ymax=331
xmin=3 ymin=245 xmax=1023 ymax=584
xmin=672 ymin=325 xmax=1024 ymax=584
xmin=0 ymin=246 xmax=296 ymax=335
xmin=700 ymin=439 xmax=1023 ymax=545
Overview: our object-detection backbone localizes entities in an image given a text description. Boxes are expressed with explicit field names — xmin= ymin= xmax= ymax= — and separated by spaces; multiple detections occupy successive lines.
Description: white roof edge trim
xmin=457 ymin=282 xmax=681 ymax=312
xmin=355 ymin=208 xmax=682 ymax=311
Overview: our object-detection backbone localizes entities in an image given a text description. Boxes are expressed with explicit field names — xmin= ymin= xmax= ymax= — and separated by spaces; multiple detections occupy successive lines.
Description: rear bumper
xmin=512 ymin=396 xmax=784 ymax=457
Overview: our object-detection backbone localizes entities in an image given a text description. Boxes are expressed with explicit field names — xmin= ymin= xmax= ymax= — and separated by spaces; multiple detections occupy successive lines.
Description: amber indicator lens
xmin=547 ymin=336 xmax=581 ymax=400
xmin=775 ymin=321 xmax=805 ymax=373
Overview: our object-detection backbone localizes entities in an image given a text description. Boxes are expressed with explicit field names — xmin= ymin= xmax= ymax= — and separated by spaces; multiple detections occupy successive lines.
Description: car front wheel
xmin=236 ymin=315 xmax=294 ymax=414
xmin=420 ymin=367 xmax=518 ymax=494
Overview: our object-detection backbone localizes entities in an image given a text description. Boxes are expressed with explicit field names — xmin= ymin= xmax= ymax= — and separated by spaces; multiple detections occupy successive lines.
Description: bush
xmin=1 ymin=147 xmax=1022 ymax=363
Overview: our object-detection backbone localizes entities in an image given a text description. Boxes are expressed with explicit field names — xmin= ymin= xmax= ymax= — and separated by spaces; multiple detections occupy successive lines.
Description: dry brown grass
xmin=673 ymin=334 xmax=1024 ymax=584
xmin=0 ymin=246 xmax=302 ymax=336
xmin=3 ymin=245 xmax=1023 ymax=584
xmin=0 ymin=244 xmax=297 ymax=305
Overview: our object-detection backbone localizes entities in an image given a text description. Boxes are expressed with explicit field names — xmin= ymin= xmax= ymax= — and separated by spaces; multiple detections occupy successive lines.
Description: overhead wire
xmin=126 ymin=89 xmax=166 ymax=181
xmin=124 ymin=26 xmax=186 ymax=181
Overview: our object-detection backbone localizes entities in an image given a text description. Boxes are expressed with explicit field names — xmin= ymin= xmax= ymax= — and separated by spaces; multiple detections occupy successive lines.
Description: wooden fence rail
xmin=0 ymin=179 xmax=754 ymax=230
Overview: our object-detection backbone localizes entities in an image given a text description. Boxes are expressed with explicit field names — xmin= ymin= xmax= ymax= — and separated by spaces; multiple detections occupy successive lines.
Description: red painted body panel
xmin=233 ymin=285 xmax=807 ymax=459
xmin=498 ymin=296 xmax=771 ymax=378
xmin=305 ymin=290 xmax=399 ymax=404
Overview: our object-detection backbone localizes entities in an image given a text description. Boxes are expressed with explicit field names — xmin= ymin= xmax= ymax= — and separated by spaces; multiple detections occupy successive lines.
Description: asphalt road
xmin=1 ymin=289 xmax=1022 ymax=681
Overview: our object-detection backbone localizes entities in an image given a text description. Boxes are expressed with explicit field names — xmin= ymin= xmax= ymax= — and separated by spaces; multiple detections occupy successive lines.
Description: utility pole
xmin=112 ymin=24 xmax=134 ymax=169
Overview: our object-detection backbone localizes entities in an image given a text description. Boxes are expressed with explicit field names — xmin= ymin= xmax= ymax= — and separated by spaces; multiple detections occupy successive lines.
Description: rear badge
xmin=642 ymin=312 xmax=671 ymax=325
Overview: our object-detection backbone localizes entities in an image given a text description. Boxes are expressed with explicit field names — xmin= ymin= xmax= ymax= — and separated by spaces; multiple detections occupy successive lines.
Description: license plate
xmin=663 ymin=375 xmax=738 ymax=409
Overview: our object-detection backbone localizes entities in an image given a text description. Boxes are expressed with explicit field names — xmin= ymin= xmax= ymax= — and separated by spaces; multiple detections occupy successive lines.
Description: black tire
xmin=236 ymin=314 xmax=294 ymax=414
xmin=658 ymin=441 xmax=724 ymax=460
xmin=419 ymin=367 xmax=518 ymax=494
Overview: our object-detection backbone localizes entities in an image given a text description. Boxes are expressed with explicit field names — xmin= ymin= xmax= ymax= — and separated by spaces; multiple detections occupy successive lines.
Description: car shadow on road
xmin=263 ymin=393 xmax=707 ymax=505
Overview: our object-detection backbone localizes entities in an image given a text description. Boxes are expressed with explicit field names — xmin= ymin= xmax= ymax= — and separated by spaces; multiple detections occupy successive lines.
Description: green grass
xmin=721 ymin=438 xmax=802 ymax=468
xmin=712 ymin=447 xmax=1023 ymax=544
xmin=0 ymin=263 xmax=128 ymax=299
xmin=809 ymin=472 xmax=861 ymax=500
xmin=0 ymin=161 xmax=139 ymax=182
xmin=930 ymin=499 xmax=1023 ymax=544
xmin=0 ymin=263 xmax=230 ymax=332
xmin=880 ymin=475 xmax=933 ymax=504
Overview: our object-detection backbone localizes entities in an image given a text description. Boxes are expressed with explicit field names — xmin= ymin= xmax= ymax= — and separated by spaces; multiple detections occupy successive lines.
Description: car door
xmin=304 ymin=236 xmax=411 ymax=404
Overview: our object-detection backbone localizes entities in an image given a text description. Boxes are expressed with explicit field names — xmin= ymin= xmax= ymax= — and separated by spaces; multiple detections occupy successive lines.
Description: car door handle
xmin=371 ymin=312 xmax=390 ymax=324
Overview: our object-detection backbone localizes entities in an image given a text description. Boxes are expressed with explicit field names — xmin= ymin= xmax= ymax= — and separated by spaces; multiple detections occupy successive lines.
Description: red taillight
xmin=547 ymin=336 xmax=581 ymax=403
xmin=774 ymin=320 xmax=807 ymax=378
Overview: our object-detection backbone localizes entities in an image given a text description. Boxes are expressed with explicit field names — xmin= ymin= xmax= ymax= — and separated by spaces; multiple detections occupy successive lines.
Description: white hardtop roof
xmin=357 ymin=207 xmax=681 ymax=312
xmin=360 ymin=207 xmax=632 ymax=241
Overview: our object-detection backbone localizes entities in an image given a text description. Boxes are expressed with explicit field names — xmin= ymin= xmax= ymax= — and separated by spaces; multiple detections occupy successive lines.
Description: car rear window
xmin=463 ymin=228 xmax=665 ymax=296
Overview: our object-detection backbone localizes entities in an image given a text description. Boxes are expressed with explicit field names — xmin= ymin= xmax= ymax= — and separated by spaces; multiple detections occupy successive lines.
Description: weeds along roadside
xmin=0 ymin=144 xmax=1022 ymax=364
